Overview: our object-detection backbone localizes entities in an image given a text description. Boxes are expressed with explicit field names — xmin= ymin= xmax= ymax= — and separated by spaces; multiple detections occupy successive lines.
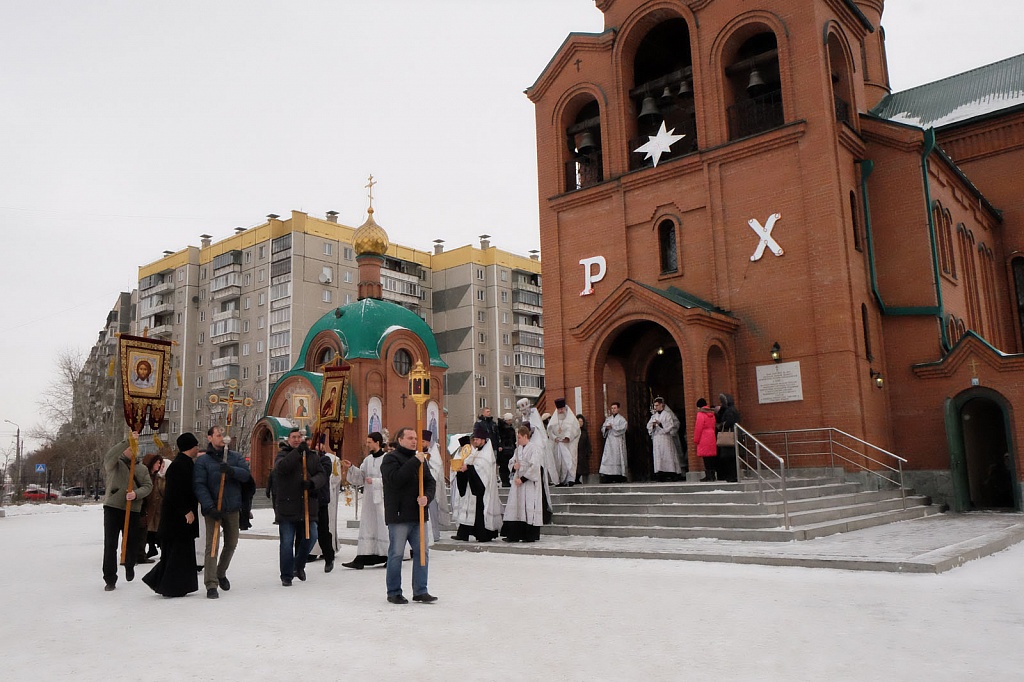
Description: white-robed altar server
xmin=450 ymin=423 xmax=502 ymax=542
xmin=647 ymin=397 xmax=684 ymax=481
xmin=547 ymin=397 xmax=581 ymax=487
xmin=500 ymin=425 xmax=545 ymax=542
xmin=516 ymin=398 xmax=554 ymax=522
xmin=423 ymin=429 xmax=449 ymax=542
xmin=339 ymin=432 xmax=389 ymax=569
xmin=599 ymin=401 xmax=629 ymax=483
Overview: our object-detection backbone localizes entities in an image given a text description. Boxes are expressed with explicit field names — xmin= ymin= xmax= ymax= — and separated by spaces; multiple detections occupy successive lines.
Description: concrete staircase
xmin=538 ymin=474 xmax=937 ymax=541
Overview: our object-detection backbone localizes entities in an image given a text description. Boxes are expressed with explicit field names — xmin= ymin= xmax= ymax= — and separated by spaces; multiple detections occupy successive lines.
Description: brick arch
xmin=825 ymin=27 xmax=858 ymax=128
xmin=303 ymin=330 xmax=344 ymax=371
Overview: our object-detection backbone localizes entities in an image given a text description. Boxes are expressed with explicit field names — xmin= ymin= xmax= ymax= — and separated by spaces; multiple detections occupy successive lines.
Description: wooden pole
xmin=302 ymin=449 xmax=310 ymax=540
xmin=417 ymin=403 xmax=425 ymax=567
xmin=119 ymin=433 xmax=139 ymax=564
xmin=210 ymin=470 xmax=226 ymax=558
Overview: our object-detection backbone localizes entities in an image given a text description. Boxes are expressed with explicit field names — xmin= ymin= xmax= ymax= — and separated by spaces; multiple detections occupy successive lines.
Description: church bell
xmin=576 ymin=130 xmax=598 ymax=155
xmin=747 ymin=67 xmax=767 ymax=96
xmin=637 ymin=95 xmax=661 ymax=123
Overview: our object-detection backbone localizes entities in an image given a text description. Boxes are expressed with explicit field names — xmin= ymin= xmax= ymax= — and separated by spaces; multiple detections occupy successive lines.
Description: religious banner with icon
xmin=119 ymin=334 xmax=173 ymax=432
xmin=318 ymin=357 xmax=352 ymax=450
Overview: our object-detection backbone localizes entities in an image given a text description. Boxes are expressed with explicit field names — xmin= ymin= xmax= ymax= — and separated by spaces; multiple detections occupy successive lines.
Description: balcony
xmin=516 ymin=386 xmax=542 ymax=399
xmin=514 ymin=322 xmax=544 ymax=335
xmin=512 ymin=300 xmax=543 ymax=316
xmin=727 ymin=90 xmax=784 ymax=141
xmin=211 ymin=285 xmax=241 ymax=301
xmin=512 ymin=281 xmax=542 ymax=295
xmin=141 ymin=301 xmax=174 ymax=317
xmin=515 ymin=365 xmax=545 ymax=376
xmin=210 ymin=332 xmax=240 ymax=345
xmin=211 ymin=355 xmax=239 ymax=368
xmin=213 ymin=309 xmax=240 ymax=323
xmin=148 ymin=324 xmax=173 ymax=338
xmin=145 ymin=280 xmax=174 ymax=296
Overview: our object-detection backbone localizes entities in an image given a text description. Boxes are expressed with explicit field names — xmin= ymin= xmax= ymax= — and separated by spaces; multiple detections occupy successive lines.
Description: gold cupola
xmin=352 ymin=206 xmax=390 ymax=256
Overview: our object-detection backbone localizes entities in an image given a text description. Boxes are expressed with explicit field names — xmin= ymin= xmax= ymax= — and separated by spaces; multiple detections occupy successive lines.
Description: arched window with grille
xmin=658 ymin=219 xmax=679 ymax=274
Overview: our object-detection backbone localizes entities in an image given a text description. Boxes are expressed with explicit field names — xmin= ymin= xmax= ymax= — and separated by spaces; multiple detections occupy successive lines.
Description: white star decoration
xmin=633 ymin=121 xmax=685 ymax=167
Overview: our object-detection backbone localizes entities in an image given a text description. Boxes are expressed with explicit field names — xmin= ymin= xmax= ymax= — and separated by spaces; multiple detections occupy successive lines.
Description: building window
xmin=477 ymin=374 xmax=486 ymax=387
xmin=724 ymin=30 xmax=784 ymax=140
xmin=503 ymin=397 xmax=511 ymax=409
xmin=343 ymin=271 xmax=352 ymax=283
xmin=195 ymin=400 xmax=202 ymax=411
xmin=477 ymin=311 xmax=486 ymax=322
xmin=861 ymin=303 xmax=873 ymax=361
xmin=176 ymin=312 xmax=182 ymax=324
xmin=479 ymin=397 xmax=487 ymax=409
xmin=934 ymin=202 xmax=956 ymax=278
xmin=199 ymin=332 xmax=204 ymax=344
xmin=323 ymin=290 xmax=332 ymax=303
xmin=258 ymin=245 xmax=266 ymax=259
xmin=258 ymin=316 xmax=265 ymax=329
xmin=503 ymin=376 xmax=511 ymax=388
xmin=502 ymin=312 xmax=509 ymax=324
xmin=256 ymin=364 xmax=262 ymax=377
xmin=658 ymin=219 xmax=678 ymax=273
xmin=501 ymin=270 xmax=508 ymax=282
xmin=503 ymin=354 xmax=510 ymax=366
xmin=476 ymin=268 xmax=485 ymax=280
xmin=242 ymin=366 xmax=249 ymax=379
xmin=343 ymin=247 xmax=354 ymax=260
xmin=242 ymin=343 xmax=250 ymax=356
xmin=197 ymin=355 xmax=203 ymax=367
xmin=197 ymin=376 xmax=203 ymax=388
xmin=259 ymin=269 xmax=265 ymax=282
xmin=245 ymin=250 xmax=252 ymax=263
xmin=502 ymin=333 xmax=510 ymax=345
xmin=258 ymin=293 xmax=265 ymax=306
xmin=201 ymin=267 xmax=207 ymax=280
xmin=345 ymin=294 xmax=352 ymax=304
xmin=478 ymin=353 xmax=486 ymax=366
xmin=500 ymin=291 xmax=508 ymax=303
xmin=477 ymin=289 xmax=485 ymax=301
xmin=478 ymin=332 xmax=486 ymax=343
xmin=256 ymin=341 xmax=263 ymax=353
xmin=178 ymin=269 xmax=184 ymax=282
xmin=324 ymin=242 xmax=333 ymax=256
xmin=244 ymin=273 xmax=251 ymax=287
xmin=392 ymin=349 xmax=412 ymax=376
xmin=850 ymin=190 xmax=863 ymax=252
xmin=565 ymin=98 xmax=604 ymax=190
xmin=243 ymin=297 xmax=250 ymax=310
xmin=199 ymin=311 xmax=206 ymax=322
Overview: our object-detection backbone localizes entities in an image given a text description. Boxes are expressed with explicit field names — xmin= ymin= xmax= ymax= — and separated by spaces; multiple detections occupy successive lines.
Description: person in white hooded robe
xmin=517 ymin=398 xmax=554 ymax=523
xmin=500 ymin=425 xmax=545 ymax=542
xmin=339 ymin=431 xmax=389 ymax=568
xmin=647 ymin=397 xmax=684 ymax=481
xmin=547 ymin=397 xmax=581 ymax=486
xmin=450 ymin=423 xmax=502 ymax=542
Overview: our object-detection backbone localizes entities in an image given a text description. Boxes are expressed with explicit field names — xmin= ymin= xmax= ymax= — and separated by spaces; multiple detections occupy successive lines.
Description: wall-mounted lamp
xmin=870 ymin=369 xmax=884 ymax=389
xmin=770 ymin=342 xmax=781 ymax=363
xmin=656 ymin=347 xmax=665 ymax=356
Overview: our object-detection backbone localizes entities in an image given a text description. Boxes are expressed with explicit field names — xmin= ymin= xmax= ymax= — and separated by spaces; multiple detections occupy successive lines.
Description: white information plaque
xmin=756 ymin=361 xmax=803 ymax=404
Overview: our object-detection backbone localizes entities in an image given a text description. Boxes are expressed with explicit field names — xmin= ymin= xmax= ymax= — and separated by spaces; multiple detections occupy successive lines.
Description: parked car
xmin=62 ymin=486 xmax=85 ymax=497
xmin=22 ymin=488 xmax=60 ymax=501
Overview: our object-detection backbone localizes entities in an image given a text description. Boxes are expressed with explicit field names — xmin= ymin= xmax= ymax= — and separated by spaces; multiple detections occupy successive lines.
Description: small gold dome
xmin=352 ymin=207 xmax=390 ymax=256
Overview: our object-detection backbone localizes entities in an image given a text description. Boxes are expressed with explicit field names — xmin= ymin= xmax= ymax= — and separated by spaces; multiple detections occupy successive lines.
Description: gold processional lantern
xmin=407 ymin=360 xmax=431 ymax=566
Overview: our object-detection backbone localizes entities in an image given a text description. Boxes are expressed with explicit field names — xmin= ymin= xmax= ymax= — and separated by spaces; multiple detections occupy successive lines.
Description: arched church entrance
xmin=945 ymin=389 xmax=1019 ymax=511
xmin=602 ymin=321 xmax=684 ymax=481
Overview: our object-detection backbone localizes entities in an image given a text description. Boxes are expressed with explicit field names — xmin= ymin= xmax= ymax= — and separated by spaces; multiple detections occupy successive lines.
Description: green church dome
xmin=296 ymin=298 xmax=447 ymax=368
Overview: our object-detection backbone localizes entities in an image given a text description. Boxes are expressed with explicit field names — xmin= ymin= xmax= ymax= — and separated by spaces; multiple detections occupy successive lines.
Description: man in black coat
xmin=143 ymin=433 xmax=201 ymax=598
xmin=496 ymin=412 xmax=516 ymax=487
xmin=381 ymin=427 xmax=436 ymax=604
xmin=273 ymin=428 xmax=327 ymax=586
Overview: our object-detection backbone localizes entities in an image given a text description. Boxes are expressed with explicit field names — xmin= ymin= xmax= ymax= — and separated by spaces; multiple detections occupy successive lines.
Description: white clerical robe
xmin=502 ymin=441 xmax=544 ymax=526
xmin=547 ymin=408 xmax=581 ymax=484
xmin=599 ymin=413 xmax=629 ymax=476
xmin=452 ymin=440 xmax=502 ymax=532
xmin=344 ymin=451 xmax=389 ymax=556
xmin=647 ymin=406 xmax=683 ymax=474
xmin=425 ymin=443 xmax=449 ymax=541
xmin=315 ymin=452 xmax=341 ymax=555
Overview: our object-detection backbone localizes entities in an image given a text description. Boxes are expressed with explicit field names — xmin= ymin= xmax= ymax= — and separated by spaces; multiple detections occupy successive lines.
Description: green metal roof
xmin=637 ymin=281 xmax=733 ymax=317
xmin=295 ymin=298 xmax=447 ymax=369
xmin=871 ymin=53 xmax=1024 ymax=129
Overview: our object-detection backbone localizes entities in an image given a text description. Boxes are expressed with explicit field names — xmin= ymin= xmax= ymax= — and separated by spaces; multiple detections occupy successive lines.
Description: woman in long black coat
xmin=143 ymin=434 xmax=201 ymax=597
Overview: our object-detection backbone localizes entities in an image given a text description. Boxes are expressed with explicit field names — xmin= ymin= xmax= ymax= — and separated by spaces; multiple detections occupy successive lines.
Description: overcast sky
xmin=1 ymin=1 xmax=1020 ymax=453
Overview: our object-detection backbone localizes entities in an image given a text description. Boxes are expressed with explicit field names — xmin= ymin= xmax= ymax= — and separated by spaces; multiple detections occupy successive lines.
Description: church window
xmin=628 ymin=18 xmax=698 ymax=170
xmin=658 ymin=220 xmax=679 ymax=274
xmin=565 ymin=99 xmax=603 ymax=190
xmin=979 ymin=244 xmax=999 ymax=345
xmin=827 ymin=33 xmax=855 ymax=127
xmin=934 ymin=204 xmax=956 ymax=278
xmin=957 ymin=225 xmax=982 ymax=334
xmin=850 ymin=191 xmax=863 ymax=252
xmin=317 ymin=348 xmax=334 ymax=366
xmin=392 ymin=349 xmax=412 ymax=377
xmin=861 ymin=304 xmax=873 ymax=361
xmin=724 ymin=29 xmax=784 ymax=140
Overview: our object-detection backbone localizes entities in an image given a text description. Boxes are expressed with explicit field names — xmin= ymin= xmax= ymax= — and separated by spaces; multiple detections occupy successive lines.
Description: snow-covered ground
xmin=2 ymin=503 xmax=1023 ymax=681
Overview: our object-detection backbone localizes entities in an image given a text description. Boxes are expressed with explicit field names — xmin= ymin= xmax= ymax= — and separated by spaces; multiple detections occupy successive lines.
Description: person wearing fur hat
xmin=142 ymin=433 xmax=201 ymax=597
xmin=450 ymin=423 xmax=502 ymax=542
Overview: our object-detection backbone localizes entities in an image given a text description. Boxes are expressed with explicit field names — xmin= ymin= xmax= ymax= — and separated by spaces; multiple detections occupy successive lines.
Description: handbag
xmin=716 ymin=430 xmax=735 ymax=447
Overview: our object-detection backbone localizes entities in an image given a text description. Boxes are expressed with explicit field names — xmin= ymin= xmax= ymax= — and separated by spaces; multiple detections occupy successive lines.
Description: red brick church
xmin=528 ymin=0 xmax=1024 ymax=510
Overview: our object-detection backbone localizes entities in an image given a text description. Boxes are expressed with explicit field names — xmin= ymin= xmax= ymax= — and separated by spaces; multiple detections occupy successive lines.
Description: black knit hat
xmin=176 ymin=432 xmax=199 ymax=451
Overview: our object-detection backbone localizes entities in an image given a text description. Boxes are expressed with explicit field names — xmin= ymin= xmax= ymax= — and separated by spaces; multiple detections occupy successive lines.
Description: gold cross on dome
xmin=365 ymin=174 xmax=376 ymax=210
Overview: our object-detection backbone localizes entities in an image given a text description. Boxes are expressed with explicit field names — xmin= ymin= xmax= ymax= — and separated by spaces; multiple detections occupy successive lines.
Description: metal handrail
xmin=755 ymin=427 xmax=907 ymax=509
xmin=733 ymin=424 xmax=790 ymax=529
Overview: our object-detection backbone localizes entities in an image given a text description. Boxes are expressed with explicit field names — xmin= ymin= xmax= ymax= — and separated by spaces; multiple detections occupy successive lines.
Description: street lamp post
xmin=4 ymin=419 xmax=22 ymax=499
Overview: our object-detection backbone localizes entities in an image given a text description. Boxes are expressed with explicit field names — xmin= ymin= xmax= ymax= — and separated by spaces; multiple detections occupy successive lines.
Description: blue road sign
xmin=35 ymin=463 xmax=46 ymax=474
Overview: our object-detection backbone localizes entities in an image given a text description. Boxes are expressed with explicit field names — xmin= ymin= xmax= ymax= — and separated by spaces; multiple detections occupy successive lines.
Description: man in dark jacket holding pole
xmin=193 ymin=425 xmax=251 ymax=599
xmin=381 ymin=427 xmax=437 ymax=604
xmin=273 ymin=428 xmax=327 ymax=586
